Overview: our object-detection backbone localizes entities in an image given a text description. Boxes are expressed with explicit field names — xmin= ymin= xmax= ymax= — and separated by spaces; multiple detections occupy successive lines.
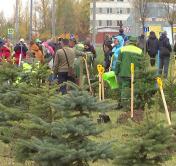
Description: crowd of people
xmin=104 ymin=29 xmax=175 ymax=78
xmin=0 ymin=34 xmax=97 ymax=94
xmin=0 ymin=29 xmax=176 ymax=98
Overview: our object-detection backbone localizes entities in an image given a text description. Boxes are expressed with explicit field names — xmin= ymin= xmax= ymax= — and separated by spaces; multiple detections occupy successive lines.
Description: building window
xmin=107 ymin=8 xmax=112 ymax=14
xmin=99 ymin=8 xmax=102 ymax=14
xmin=117 ymin=8 xmax=123 ymax=14
xmin=107 ymin=8 xmax=109 ymax=14
xmin=107 ymin=20 xmax=112 ymax=26
xmin=99 ymin=20 xmax=102 ymax=26
xmin=117 ymin=20 xmax=122 ymax=26
xmin=127 ymin=8 xmax=130 ymax=14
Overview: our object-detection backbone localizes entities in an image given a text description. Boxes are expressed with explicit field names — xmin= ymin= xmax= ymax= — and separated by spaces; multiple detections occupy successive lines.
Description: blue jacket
xmin=112 ymin=36 xmax=124 ymax=71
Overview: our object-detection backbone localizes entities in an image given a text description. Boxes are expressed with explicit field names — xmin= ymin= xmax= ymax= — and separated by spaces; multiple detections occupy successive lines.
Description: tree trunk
xmin=142 ymin=20 xmax=147 ymax=56
xmin=171 ymin=23 xmax=174 ymax=46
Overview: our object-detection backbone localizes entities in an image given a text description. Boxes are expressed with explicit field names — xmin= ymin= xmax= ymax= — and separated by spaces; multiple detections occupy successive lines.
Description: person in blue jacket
xmin=111 ymin=35 xmax=124 ymax=71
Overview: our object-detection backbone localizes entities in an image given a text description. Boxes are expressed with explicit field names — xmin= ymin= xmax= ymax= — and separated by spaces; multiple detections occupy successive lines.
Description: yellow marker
xmin=131 ymin=63 xmax=134 ymax=74
xmin=97 ymin=64 xmax=102 ymax=72
xmin=97 ymin=65 xmax=105 ymax=101
xmin=156 ymin=77 xmax=163 ymax=90
xmin=97 ymin=65 xmax=104 ymax=75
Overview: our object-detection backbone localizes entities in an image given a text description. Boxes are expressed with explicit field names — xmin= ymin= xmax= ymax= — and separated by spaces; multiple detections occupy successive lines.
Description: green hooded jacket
xmin=115 ymin=44 xmax=143 ymax=77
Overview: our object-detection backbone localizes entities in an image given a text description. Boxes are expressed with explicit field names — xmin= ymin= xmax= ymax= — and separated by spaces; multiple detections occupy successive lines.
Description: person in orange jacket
xmin=29 ymin=41 xmax=44 ymax=63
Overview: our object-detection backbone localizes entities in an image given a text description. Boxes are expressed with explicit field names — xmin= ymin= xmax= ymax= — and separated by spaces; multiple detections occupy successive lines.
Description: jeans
xmin=159 ymin=56 xmax=170 ymax=77
xmin=57 ymin=72 xmax=75 ymax=95
xmin=149 ymin=54 xmax=156 ymax=66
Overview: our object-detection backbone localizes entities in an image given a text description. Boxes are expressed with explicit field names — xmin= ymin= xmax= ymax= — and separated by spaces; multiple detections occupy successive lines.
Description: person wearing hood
xmin=146 ymin=31 xmax=159 ymax=66
xmin=159 ymin=32 xmax=172 ymax=77
xmin=111 ymin=35 xmax=124 ymax=71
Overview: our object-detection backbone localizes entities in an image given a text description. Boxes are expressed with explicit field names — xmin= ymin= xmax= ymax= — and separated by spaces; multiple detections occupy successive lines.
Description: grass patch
xmin=1 ymin=110 xmax=176 ymax=166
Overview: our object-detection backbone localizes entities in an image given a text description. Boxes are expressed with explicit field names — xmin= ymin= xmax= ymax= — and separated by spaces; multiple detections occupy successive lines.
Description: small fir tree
xmin=114 ymin=110 xmax=176 ymax=166
xmin=156 ymin=77 xmax=176 ymax=113
xmin=15 ymin=86 xmax=114 ymax=166
xmin=0 ymin=62 xmax=114 ymax=166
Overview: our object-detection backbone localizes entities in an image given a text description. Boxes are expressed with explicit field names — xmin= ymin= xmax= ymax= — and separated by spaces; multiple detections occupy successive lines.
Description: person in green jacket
xmin=115 ymin=36 xmax=143 ymax=107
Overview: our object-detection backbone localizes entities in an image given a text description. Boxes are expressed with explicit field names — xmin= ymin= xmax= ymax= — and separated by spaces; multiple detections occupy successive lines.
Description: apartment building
xmin=90 ymin=0 xmax=175 ymax=44
xmin=90 ymin=0 xmax=131 ymax=43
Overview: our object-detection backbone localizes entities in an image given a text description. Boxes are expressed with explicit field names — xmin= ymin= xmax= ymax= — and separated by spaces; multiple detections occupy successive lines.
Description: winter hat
xmin=128 ymin=36 xmax=137 ymax=43
xmin=20 ymin=38 xmax=25 ymax=43
xmin=35 ymin=38 xmax=42 ymax=43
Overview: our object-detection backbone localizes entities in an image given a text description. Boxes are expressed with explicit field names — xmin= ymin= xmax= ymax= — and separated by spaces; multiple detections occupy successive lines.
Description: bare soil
xmin=117 ymin=109 xmax=144 ymax=124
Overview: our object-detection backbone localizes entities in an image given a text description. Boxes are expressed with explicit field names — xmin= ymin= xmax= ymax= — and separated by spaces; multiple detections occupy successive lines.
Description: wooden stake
xmin=157 ymin=77 xmax=171 ymax=125
xmin=101 ymin=77 xmax=105 ymax=100
xmin=160 ymin=89 xmax=171 ymax=125
xmin=109 ymin=55 xmax=114 ymax=72
xmin=97 ymin=65 xmax=104 ymax=101
xmin=99 ymin=74 xmax=102 ymax=101
xmin=79 ymin=57 xmax=83 ymax=88
xmin=83 ymin=56 xmax=93 ymax=95
xmin=131 ymin=63 xmax=134 ymax=118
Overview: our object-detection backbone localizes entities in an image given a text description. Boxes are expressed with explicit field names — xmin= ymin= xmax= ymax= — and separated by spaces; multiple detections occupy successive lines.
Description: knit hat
xmin=128 ymin=36 xmax=137 ymax=43
xmin=35 ymin=38 xmax=42 ymax=43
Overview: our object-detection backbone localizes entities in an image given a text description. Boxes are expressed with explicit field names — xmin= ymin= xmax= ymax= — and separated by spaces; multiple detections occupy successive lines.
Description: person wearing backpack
xmin=159 ymin=32 xmax=172 ymax=77
xmin=53 ymin=38 xmax=85 ymax=94
xmin=118 ymin=28 xmax=128 ymax=44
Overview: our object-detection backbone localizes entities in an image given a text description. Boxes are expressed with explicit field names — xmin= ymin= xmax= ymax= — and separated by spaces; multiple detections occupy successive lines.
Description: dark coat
xmin=104 ymin=50 xmax=113 ymax=71
xmin=147 ymin=35 xmax=159 ymax=56
xmin=174 ymin=42 xmax=176 ymax=53
xmin=159 ymin=34 xmax=172 ymax=57
xmin=14 ymin=42 xmax=28 ymax=64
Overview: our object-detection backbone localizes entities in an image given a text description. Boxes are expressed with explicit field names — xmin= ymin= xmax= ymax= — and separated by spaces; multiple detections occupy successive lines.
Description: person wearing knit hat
xmin=115 ymin=35 xmax=143 ymax=108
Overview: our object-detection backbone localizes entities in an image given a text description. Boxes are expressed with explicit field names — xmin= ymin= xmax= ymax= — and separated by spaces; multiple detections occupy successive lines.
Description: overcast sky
xmin=0 ymin=0 xmax=29 ymax=19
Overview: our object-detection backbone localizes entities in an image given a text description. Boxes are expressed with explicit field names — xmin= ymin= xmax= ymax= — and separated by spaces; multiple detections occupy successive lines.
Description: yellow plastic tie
xmin=156 ymin=77 xmax=163 ymax=90
xmin=97 ymin=64 xmax=105 ymax=75
xmin=131 ymin=63 xmax=134 ymax=74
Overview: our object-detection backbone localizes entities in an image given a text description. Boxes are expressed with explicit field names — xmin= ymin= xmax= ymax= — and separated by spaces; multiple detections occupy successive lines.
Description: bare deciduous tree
xmin=130 ymin=0 xmax=150 ymax=34
xmin=130 ymin=0 xmax=150 ymax=54
xmin=161 ymin=0 xmax=176 ymax=44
